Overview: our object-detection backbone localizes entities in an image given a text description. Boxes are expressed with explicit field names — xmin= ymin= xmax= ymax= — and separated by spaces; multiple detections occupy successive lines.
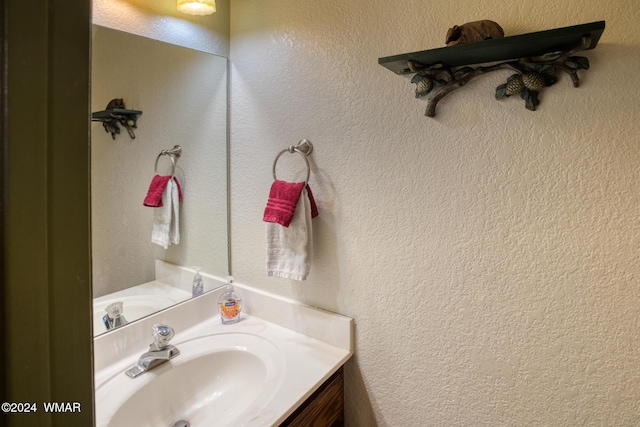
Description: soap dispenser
xmin=218 ymin=276 xmax=242 ymax=324
xmin=192 ymin=267 xmax=204 ymax=297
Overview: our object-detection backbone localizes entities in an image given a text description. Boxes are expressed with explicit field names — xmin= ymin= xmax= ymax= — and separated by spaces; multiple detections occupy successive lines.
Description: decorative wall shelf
xmin=92 ymin=99 xmax=143 ymax=139
xmin=378 ymin=21 xmax=605 ymax=117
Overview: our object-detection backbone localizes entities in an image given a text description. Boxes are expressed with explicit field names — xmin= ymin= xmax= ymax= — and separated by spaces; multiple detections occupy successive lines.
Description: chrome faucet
xmin=103 ymin=301 xmax=128 ymax=331
xmin=125 ymin=324 xmax=180 ymax=378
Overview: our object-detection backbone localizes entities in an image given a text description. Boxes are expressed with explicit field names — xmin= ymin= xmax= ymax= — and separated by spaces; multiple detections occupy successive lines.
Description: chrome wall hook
xmin=295 ymin=139 xmax=313 ymax=156
xmin=161 ymin=145 xmax=182 ymax=158
xmin=154 ymin=145 xmax=182 ymax=178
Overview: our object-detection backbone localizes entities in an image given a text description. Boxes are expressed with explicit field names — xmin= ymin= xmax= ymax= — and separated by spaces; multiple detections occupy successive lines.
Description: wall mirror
xmin=91 ymin=25 xmax=229 ymax=337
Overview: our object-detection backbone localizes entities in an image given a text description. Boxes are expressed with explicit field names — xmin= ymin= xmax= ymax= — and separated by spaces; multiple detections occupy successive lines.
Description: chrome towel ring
xmin=154 ymin=145 xmax=182 ymax=178
xmin=272 ymin=139 xmax=313 ymax=184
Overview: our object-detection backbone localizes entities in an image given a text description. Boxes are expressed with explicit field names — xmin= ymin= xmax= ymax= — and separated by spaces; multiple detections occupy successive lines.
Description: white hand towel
xmin=266 ymin=187 xmax=313 ymax=280
xmin=169 ymin=178 xmax=180 ymax=246
xmin=151 ymin=178 xmax=180 ymax=249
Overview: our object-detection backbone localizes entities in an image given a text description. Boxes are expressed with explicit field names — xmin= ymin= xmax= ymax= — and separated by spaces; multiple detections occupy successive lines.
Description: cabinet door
xmin=281 ymin=366 xmax=344 ymax=427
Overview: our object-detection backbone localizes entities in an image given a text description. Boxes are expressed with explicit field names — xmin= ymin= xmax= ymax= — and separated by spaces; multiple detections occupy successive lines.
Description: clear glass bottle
xmin=218 ymin=276 xmax=242 ymax=324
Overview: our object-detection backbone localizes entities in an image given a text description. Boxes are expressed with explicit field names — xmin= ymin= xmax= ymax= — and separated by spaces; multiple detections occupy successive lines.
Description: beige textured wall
xmin=230 ymin=1 xmax=640 ymax=425
xmin=93 ymin=0 xmax=230 ymax=56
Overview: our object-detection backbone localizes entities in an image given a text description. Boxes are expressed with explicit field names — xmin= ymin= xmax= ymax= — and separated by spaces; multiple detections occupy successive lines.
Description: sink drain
xmin=172 ymin=421 xmax=190 ymax=427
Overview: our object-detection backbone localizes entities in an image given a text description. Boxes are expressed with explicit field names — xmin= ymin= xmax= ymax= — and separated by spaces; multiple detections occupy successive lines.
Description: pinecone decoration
xmin=415 ymin=76 xmax=434 ymax=98
xmin=505 ymin=75 xmax=525 ymax=96
xmin=522 ymin=72 xmax=545 ymax=92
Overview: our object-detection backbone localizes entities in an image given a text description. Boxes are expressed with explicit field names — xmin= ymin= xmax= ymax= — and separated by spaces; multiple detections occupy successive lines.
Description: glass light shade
xmin=177 ymin=0 xmax=216 ymax=15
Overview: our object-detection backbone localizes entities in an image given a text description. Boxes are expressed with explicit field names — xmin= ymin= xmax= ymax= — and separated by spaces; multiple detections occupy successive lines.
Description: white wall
xmin=230 ymin=1 xmax=640 ymax=425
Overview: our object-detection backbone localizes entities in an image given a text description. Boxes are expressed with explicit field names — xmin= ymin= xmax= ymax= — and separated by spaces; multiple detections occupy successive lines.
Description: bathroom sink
xmin=95 ymin=333 xmax=285 ymax=427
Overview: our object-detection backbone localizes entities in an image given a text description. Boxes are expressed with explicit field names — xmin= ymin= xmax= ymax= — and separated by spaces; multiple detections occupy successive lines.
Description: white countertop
xmin=94 ymin=267 xmax=353 ymax=427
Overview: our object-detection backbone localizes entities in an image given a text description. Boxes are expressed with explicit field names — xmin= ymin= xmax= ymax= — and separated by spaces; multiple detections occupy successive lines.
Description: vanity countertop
xmin=94 ymin=270 xmax=353 ymax=427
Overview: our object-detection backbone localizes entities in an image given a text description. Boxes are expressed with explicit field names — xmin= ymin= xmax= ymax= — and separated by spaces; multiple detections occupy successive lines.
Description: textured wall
xmin=230 ymin=1 xmax=640 ymax=425
xmin=93 ymin=0 xmax=230 ymax=56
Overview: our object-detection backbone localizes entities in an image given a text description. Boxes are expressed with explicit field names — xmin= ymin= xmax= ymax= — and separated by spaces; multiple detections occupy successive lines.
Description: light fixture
xmin=177 ymin=0 xmax=216 ymax=16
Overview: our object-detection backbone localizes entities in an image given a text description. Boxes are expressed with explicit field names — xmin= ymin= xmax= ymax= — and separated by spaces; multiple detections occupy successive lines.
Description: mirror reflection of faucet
xmin=125 ymin=324 xmax=181 ymax=378
xmin=102 ymin=301 xmax=128 ymax=331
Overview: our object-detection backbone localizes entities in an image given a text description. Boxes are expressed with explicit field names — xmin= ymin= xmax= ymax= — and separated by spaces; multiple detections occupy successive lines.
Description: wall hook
xmin=294 ymin=139 xmax=313 ymax=156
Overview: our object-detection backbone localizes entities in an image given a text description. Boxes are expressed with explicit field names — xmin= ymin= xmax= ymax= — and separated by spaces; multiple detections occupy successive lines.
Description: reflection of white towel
xmin=266 ymin=187 xmax=313 ymax=280
xmin=151 ymin=178 xmax=180 ymax=249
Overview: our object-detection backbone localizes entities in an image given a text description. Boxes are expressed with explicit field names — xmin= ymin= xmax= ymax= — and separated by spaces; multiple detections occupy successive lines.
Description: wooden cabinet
xmin=281 ymin=366 xmax=344 ymax=427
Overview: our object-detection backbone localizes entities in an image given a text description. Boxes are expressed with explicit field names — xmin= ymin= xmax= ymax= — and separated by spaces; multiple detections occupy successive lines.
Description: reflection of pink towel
xmin=144 ymin=176 xmax=171 ymax=207
xmin=144 ymin=175 xmax=183 ymax=207
xmin=263 ymin=180 xmax=318 ymax=227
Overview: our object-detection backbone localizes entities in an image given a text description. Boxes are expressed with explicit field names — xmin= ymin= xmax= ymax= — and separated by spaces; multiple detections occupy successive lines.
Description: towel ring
xmin=154 ymin=145 xmax=182 ymax=178
xmin=272 ymin=139 xmax=313 ymax=184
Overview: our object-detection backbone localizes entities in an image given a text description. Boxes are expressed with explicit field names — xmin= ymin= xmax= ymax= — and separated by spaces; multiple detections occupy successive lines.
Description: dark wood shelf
xmin=92 ymin=108 xmax=143 ymax=139
xmin=378 ymin=21 xmax=605 ymax=75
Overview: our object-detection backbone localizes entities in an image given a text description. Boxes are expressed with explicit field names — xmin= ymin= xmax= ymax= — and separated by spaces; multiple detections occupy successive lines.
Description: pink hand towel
xmin=144 ymin=175 xmax=183 ymax=207
xmin=263 ymin=180 xmax=318 ymax=227
xmin=305 ymin=184 xmax=319 ymax=219
xmin=144 ymin=175 xmax=171 ymax=207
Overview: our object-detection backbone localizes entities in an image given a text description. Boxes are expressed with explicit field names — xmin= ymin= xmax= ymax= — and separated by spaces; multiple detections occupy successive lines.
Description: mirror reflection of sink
xmin=93 ymin=295 xmax=182 ymax=335
xmin=95 ymin=333 xmax=285 ymax=427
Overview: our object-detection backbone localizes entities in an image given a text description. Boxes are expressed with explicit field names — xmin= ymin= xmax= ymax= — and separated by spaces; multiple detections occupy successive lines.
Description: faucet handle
xmin=105 ymin=301 xmax=124 ymax=319
xmin=103 ymin=302 xmax=128 ymax=330
xmin=151 ymin=324 xmax=175 ymax=349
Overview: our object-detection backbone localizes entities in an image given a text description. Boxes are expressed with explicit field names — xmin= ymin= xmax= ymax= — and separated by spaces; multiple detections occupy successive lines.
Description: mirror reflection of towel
xmin=143 ymin=175 xmax=171 ymax=207
xmin=144 ymin=175 xmax=183 ymax=207
xmin=151 ymin=179 xmax=180 ymax=249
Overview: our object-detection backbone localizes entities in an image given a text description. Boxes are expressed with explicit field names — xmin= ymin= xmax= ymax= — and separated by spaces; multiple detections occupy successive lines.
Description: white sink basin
xmin=95 ymin=333 xmax=285 ymax=427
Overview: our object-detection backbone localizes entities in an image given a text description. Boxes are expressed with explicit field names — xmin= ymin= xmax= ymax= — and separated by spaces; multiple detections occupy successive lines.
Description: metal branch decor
xmin=92 ymin=98 xmax=143 ymax=139
xmin=410 ymin=37 xmax=590 ymax=116
xmin=378 ymin=21 xmax=605 ymax=118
